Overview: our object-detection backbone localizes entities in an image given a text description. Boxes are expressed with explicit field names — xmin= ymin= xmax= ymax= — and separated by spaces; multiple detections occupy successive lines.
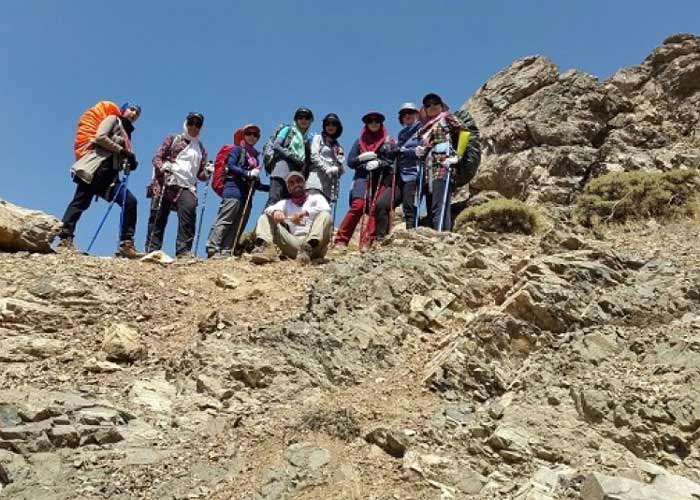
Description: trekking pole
xmin=437 ymin=167 xmax=452 ymax=232
xmin=193 ymin=177 xmax=210 ymax=258
xmin=358 ymin=171 xmax=372 ymax=248
xmin=117 ymin=166 xmax=131 ymax=250
xmin=86 ymin=162 xmax=130 ymax=254
xmin=231 ymin=183 xmax=255 ymax=256
xmin=414 ymin=163 xmax=424 ymax=229
xmin=146 ymin=193 xmax=164 ymax=254
xmin=388 ymin=161 xmax=397 ymax=233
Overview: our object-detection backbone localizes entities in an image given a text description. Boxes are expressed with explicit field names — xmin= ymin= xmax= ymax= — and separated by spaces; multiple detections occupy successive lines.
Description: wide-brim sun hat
xmin=233 ymin=123 xmax=261 ymax=145
xmin=362 ymin=111 xmax=385 ymax=124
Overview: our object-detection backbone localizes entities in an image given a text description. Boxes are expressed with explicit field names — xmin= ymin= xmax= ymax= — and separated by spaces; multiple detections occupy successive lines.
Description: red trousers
xmin=334 ymin=185 xmax=389 ymax=248
xmin=335 ymin=198 xmax=374 ymax=248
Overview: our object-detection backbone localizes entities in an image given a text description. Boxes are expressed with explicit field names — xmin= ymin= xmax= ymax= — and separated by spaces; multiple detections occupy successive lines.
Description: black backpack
xmin=262 ymin=125 xmax=294 ymax=175
xmin=451 ymin=109 xmax=482 ymax=187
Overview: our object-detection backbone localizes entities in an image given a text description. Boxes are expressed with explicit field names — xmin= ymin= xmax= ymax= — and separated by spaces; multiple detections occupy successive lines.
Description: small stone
xmin=445 ymin=403 xmax=472 ymax=425
xmin=83 ymin=358 xmax=123 ymax=374
xmin=547 ymin=394 xmax=561 ymax=406
xmin=0 ymin=421 xmax=52 ymax=440
xmin=365 ymin=428 xmax=408 ymax=458
xmin=284 ymin=443 xmax=331 ymax=470
xmin=215 ymin=273 xmax=240 ymax=290
xmin=94 ymin=428 xmax=124 ymax=445
xmin=0 ymin=463 xmax=10 ymax=486
xmin=454 ymin=468 xmax=488 ymax=495
xmin=77 ymin=407 xmax=122 ymax=426
xmin=196 ymin=374 xmax=234 ymax=400
xmin=48 ymin=426 xmax=79 ymax=448
xmin=102 ymin=323 xmax=147 ymax=363
xmin=139 ymin=250 xmax=174 ymax=265
xmin=18 ymin=406 xmax=53 ymax=423
xmin=488 ymin=425 xmax=531 ymax=463
xmin=0 ymin=406 xmax=22 ymax=427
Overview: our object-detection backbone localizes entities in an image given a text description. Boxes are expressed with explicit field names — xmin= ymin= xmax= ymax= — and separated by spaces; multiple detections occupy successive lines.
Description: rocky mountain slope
xmin=465 ymin=33 xmax=700 ymax=207
xmin=1 ymin=34 xmax=700 ymax=500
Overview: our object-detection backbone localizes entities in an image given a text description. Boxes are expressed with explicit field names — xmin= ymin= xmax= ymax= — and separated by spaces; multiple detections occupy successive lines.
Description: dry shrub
xmin=454 ymin=198 xmax=543 ymax=235
xmin=575 ymin=169 xmax=699 ymax=226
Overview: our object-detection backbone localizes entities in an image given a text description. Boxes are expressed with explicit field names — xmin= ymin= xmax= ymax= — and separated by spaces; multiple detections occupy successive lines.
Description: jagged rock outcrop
xmin=0 ymin=198 xmax=61 ymax=253
xmin=463 ymin=33 xmax=700 ymax=205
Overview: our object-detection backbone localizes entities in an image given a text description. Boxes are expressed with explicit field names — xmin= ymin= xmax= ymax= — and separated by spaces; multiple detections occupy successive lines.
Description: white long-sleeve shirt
xmin=264 ymin=193 xmax=331 ymax=236
xmin=167 ymin=140 xmax=202 ymax=190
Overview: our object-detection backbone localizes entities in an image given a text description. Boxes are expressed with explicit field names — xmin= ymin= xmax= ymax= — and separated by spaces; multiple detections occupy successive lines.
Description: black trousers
xmin=60 ymin=163 xmax=137 ymax=242
xmin=265 ymin=177 xmax=289 ymax=207
xmin=146 ymin=189 xmax=197 ymax=256
xmin=373 ymin=179 xmax=418 ymax=237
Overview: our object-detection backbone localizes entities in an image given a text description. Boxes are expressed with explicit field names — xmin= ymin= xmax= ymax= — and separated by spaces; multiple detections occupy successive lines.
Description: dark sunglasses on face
xmin=366 ymin=119 xmax=382 ymax=124
xmin=187 ymin=120 xmax=203 ymax=128
xmin=426 ymin=101 xmax=442 ymax=108
xmin=245 ymin=131 xmax=260 ymax=137
xmin=297 ymin=115 xmax=312 ymax=121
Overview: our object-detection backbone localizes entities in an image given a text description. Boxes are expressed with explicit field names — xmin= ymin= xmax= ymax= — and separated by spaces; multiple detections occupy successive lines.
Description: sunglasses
xmin=366 ymin=118 xmax=383 ymax=124
xmin=297 ymin=115 xmax=312 ymax=121
xmin=425 ymin=101 xmax=442 ymax=108
xmin=245 ymin=131 xmax=260 ymax=137
xmin=187 ymin=120 xmax=203 ymax=128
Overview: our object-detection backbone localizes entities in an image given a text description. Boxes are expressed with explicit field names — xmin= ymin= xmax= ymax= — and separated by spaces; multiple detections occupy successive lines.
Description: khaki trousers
xmin=255 ymin=211 xmax=333 ymax=259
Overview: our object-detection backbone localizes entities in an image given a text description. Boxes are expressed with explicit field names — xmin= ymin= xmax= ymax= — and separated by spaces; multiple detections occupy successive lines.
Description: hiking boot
xmin=116 ymin=240 xmax=143 ymax=259
xmin=250 ymin=243 xmax=277 ymax=265
xmin=56 ymin=236 xmax=75 ymax=253
xmin=297 ymin=242 xmax=313 ymax=266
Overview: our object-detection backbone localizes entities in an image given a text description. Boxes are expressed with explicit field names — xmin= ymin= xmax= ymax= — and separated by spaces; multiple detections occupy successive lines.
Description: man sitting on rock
xmin=250 ymin=171 xmax=333 ymax=265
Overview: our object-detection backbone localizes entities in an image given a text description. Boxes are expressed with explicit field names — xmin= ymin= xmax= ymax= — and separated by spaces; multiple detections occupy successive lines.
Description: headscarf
xmin=322 ymin=113 xmax=343 ymax=139
xmin=234 ymin=124 xmax=261 ymax=169
xmin=359 ymin=123 xmax=388 ymax=153
xmin=287 ymin=125 xmax=307 ymax=161
xmin=182 ymin=121 xmax=200 ymax=143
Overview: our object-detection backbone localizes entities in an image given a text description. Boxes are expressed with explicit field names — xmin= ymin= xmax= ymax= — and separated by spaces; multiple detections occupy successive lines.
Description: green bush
xmin=575 ymin=169 xmax=699 ymax=226
xmin=454 ymin=198 xmax=543 ymax=235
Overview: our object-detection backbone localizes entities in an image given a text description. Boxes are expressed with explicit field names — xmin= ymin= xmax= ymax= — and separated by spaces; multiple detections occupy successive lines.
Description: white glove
xmin=248 ymin=168 xmax=260 ymax=179
xmin=444 ymin=156 xmax=459 ymax=166
xmin=205 ymin=162 xmax=215 ymax=174
xmin=365 ymin=160 xmax=380 ymax=171
xmin=358 ymin=151 xmax=377 ymax=162
xmin=415 ymin=146 xmax=427 ymax=158
xmin=162 ymin=162 xmax=173 ymax=174
xmin=325 ymin=166 xmax=339 ymax=176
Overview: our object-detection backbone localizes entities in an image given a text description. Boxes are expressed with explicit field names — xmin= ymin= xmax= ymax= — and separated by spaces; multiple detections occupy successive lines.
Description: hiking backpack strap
xmin=167 ymin=134 xmax=183 ymax=161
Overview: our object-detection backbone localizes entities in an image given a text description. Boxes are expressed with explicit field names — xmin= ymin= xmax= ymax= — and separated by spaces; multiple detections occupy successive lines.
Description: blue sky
xmin=1 ymin=1 xmax=698 ymax=256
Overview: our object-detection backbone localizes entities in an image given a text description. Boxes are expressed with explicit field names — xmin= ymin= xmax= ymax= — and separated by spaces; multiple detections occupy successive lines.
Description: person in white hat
xmin=378 ymin=102 xmax=424 ymax=230
xmin=250 ymin=171 xmax=333 ymax=265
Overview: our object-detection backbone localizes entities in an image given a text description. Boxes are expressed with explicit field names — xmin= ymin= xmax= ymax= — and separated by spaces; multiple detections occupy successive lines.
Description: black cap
xmin=422 ymin=93 xmax=443 ymax=106
xmin=362 ymin=111 xmax=386 ymax=124
xmin=322 ymin=113 xmax=343 ymax=138
xmin=186 ymin=112 xmax=204 ymax=125
xmin=294 ymin=107 xmax=314 ymax=121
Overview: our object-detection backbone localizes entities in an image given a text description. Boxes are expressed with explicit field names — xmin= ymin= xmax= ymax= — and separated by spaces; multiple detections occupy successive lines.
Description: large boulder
xmin=461 ymin=33 xmax=700 ymax=206
xmin=0 ymin=198 xmax=61 ymax=253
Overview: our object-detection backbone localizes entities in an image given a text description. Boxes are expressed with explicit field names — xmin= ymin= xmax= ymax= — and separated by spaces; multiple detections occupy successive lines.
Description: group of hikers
xmin=56 ymin=93 xmax=481 ymax=263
